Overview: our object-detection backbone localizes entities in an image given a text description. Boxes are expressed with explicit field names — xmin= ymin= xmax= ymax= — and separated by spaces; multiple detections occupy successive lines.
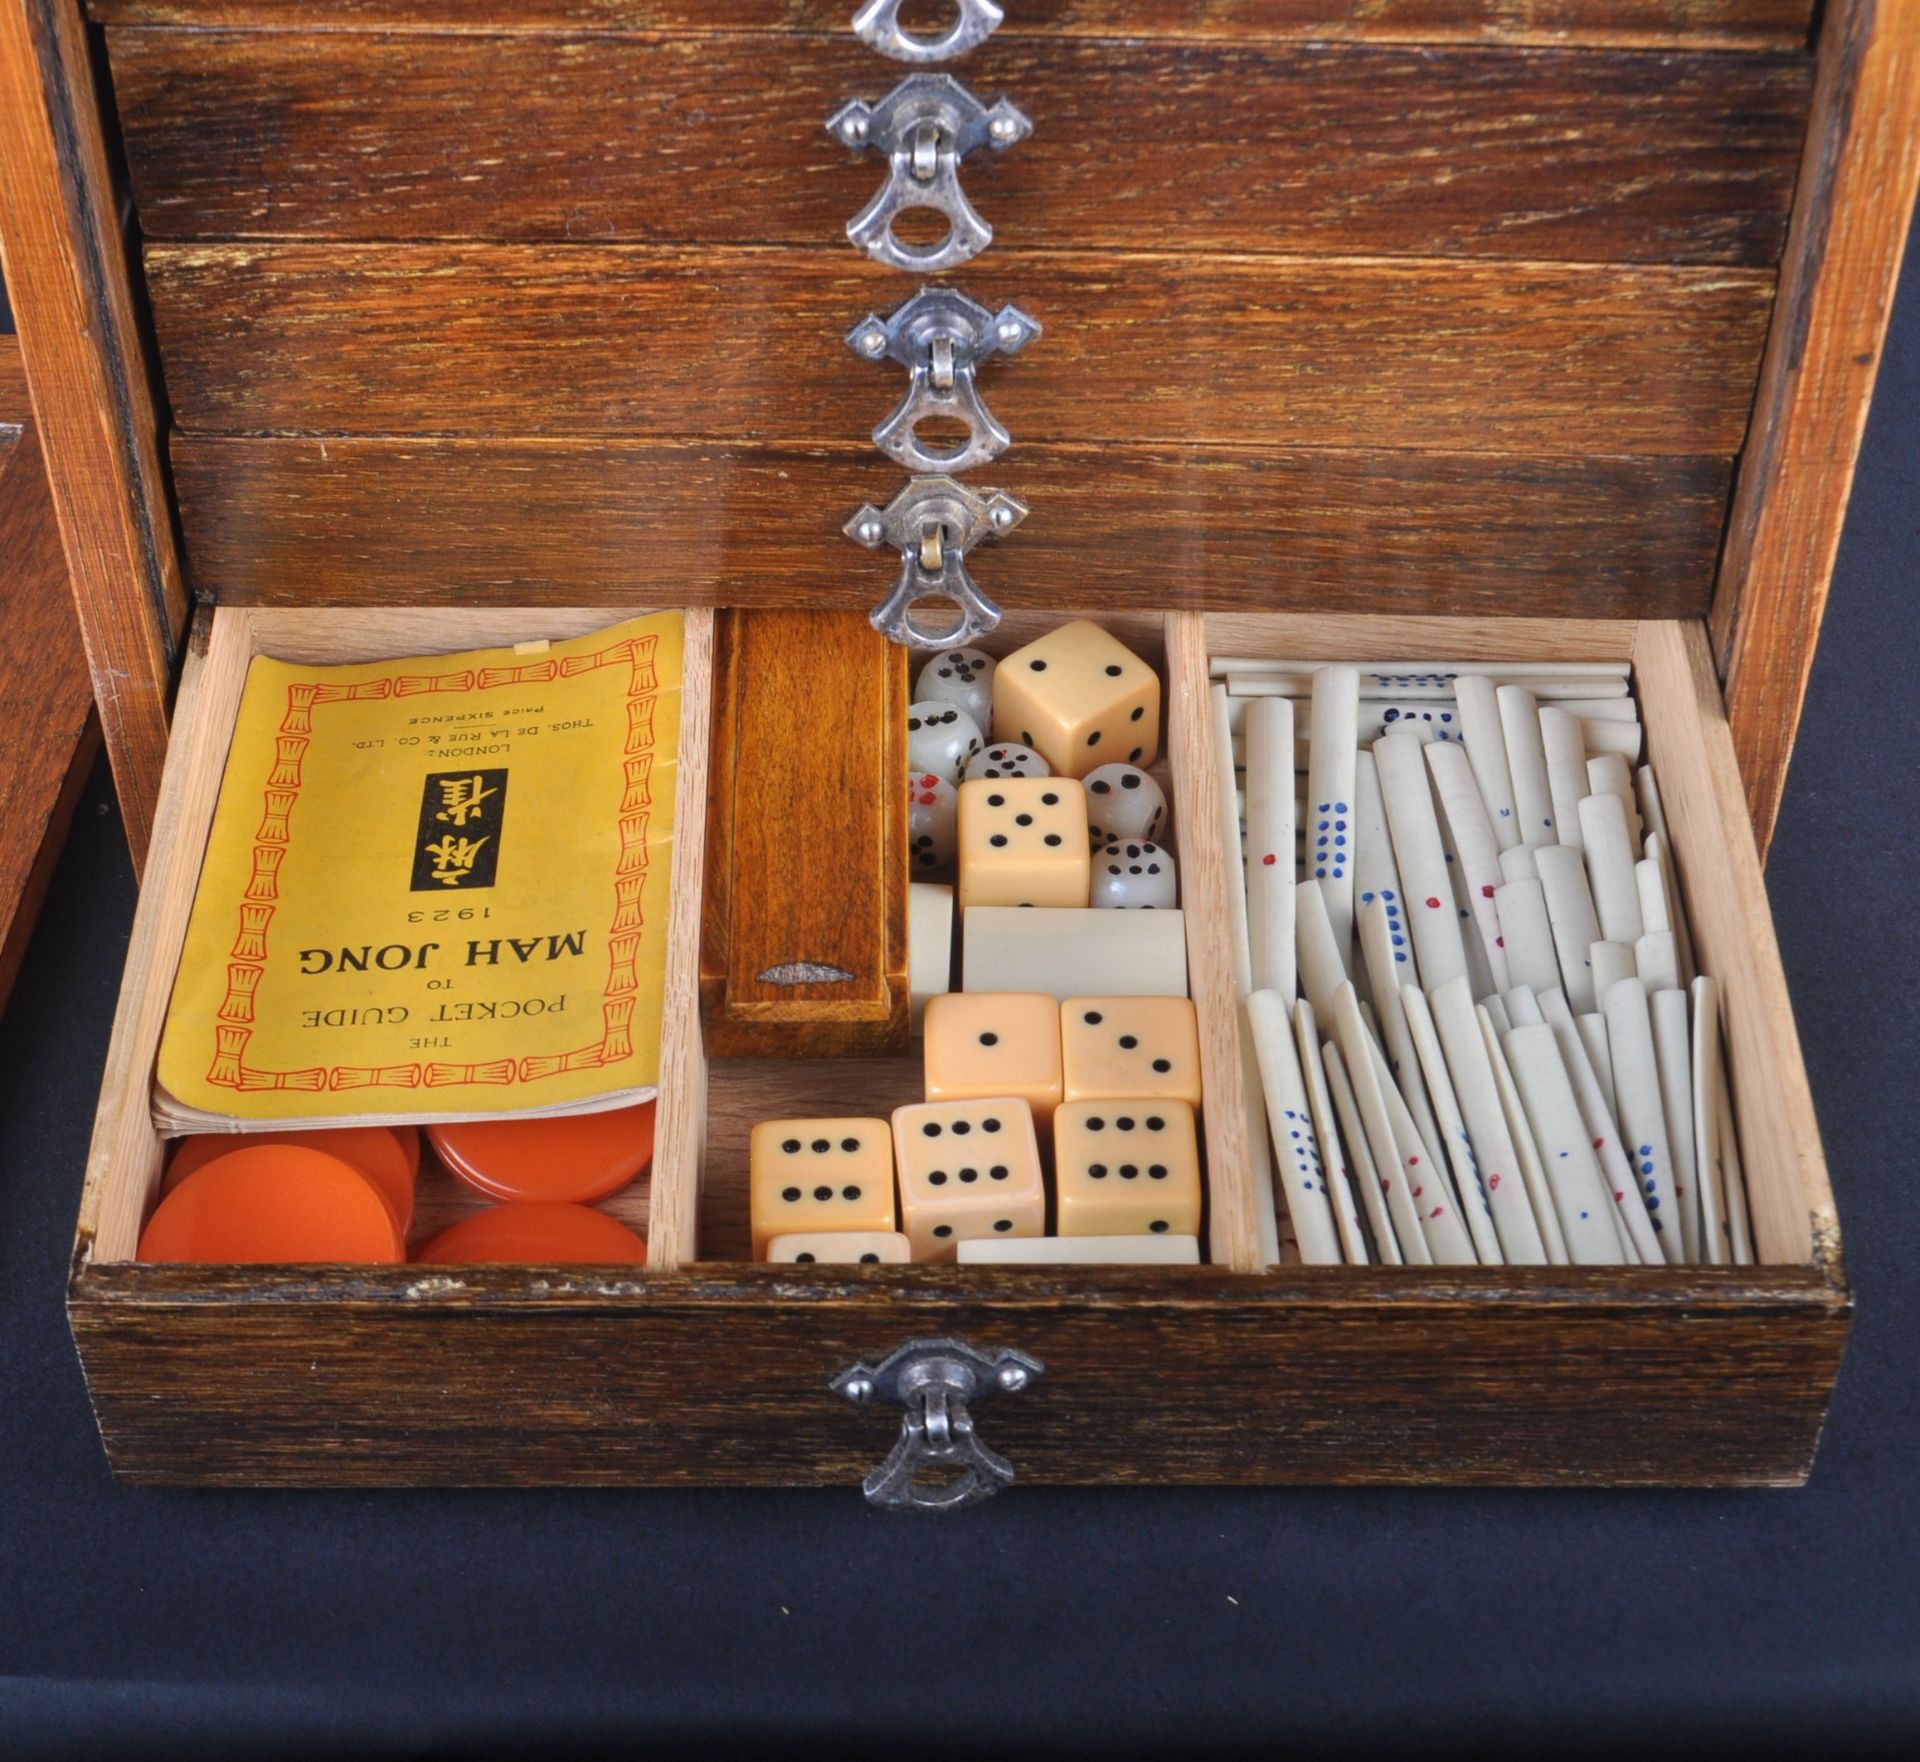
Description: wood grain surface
xmin=0 ymin=338 xmax=99 ymax=1014
xmin=69 ymin=1261 xmax=1847 ymax=1486
xmin=0 ymin=0 xmax=187 ymax=869
xmin=643 ymin=606 xmax=712 ymax=1272
xmin=105 ymin=32 xmax=1812 ymax=264
xmin=1710 ymin=0 xmax=1920 ymax=857
xmin=700 ymin=609 xmax=909 ymax=1058
xmin=1633 ymin=619 xmax=1833 ymax=1268
xmin=170 ymin=437 xmax=1735 ymax=617
xmin=82 ymin=0 xmax=1818 ymax=53
xmin=146 ymin=246 xmax=1776 ymax=456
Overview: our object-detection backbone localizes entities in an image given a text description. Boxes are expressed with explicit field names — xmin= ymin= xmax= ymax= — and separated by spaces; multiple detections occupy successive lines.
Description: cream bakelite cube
xmin=1060 ymin=995 xmax=1204 ymax=1106
xmin=891 ymin=1097 xmax=1047 ymax=1262
xmin=922 ymin=991 xmax=1064 ymax=1128
xmin=764 ymin=1231 xmax=912 ymax=1266
xmin=748 ymin=1118 xmax=897 ymax=1258
xmin=992 ymin=620 xmax=1162 ymax=780
xmin=1054 ymin=1100 xmax=1203 ymax=1237
xmin=956 ymin=777 xmax=1089 ymax=911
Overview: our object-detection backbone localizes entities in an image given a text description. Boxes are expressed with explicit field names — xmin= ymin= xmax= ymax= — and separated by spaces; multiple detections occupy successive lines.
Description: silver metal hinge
xmin=846 ymin=474 xmax=1027 ymax=652
xmin=848 ymin=289 xmax=1041 ymax=476
xmin=827 ymin=74 xmax=1032 ymax=273
xmin=852 ymin=0 xmax=1005 ymax=64
xmin=834 ymin=1338 xmax=1044 ymax=1512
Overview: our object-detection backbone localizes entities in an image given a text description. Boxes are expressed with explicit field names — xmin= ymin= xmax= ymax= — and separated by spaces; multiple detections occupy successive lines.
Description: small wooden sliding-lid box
xmin=5 ymin=0 xmax=1911 ymax=1487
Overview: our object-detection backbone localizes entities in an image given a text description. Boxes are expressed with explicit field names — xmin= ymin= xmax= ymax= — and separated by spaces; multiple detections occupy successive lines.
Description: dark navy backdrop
xmin=0 ymin=230 xmax=1914 ymax=1756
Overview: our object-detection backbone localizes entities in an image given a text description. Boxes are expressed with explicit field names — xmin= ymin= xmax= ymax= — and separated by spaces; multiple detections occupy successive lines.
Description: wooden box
xmin=3 ymin=0 xmax=1913 ymax=1490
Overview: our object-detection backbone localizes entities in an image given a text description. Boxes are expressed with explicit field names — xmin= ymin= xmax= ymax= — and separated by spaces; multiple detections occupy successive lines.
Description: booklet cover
xmin=154 ymin=613 xmax=683 ymax=1129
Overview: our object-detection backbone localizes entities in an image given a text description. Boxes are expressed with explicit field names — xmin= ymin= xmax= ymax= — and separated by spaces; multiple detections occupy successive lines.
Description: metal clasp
xmin=853 ymin=0 xmax=1004 ymax=63
xmin=848 ymin=290 xmax=1041 ymax=475
xmin=826 ymin=74 xmax=1032 ymax=274
xmin=846 ymin=474 xmax=1027 ymax=652
xmin=834 ymin=1338 xmax=1044 ymax=1512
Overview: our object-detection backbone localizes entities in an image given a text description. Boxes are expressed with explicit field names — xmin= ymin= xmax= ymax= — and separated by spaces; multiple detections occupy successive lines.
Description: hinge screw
xmin=996 ymin=1363 xmax=1031 ymax=1392
xmin=842 ymin=1374 xmax=877 ymax=1404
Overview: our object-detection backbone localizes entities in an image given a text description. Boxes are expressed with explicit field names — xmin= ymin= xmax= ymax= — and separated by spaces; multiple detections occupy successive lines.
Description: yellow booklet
xmin=154 ymin=613 xmax=683 ymax=1130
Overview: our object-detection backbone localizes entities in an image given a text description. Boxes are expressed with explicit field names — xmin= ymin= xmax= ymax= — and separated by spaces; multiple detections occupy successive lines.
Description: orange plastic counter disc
xmin=415 ymin=1202 xmax=648 ymax=1266
xmin=164 ymin=1125 xmax=421 ymax=1231
xmin=137 ymin=1145 xmax=406 ymax=1264
xmin=427 ymin=1101 xmax=656 ymax=1205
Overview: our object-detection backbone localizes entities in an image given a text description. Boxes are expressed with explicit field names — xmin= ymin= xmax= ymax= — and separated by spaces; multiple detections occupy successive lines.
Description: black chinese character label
xmin=411 ymin=768 xmax=508 ymax=891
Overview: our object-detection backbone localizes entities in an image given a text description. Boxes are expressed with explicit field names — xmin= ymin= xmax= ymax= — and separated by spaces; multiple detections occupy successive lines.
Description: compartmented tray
xmin=66 ymin=602 xmax=1845 ymax=1488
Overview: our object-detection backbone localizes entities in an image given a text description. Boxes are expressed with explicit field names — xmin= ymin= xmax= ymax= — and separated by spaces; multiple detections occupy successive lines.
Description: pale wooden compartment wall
xmin=79 ymin=603 xmax=1830 ymax=1285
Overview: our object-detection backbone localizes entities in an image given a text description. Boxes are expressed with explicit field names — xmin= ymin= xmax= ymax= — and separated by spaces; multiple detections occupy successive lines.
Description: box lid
xmin=6 ymin=1 xmax=1918 ymax=858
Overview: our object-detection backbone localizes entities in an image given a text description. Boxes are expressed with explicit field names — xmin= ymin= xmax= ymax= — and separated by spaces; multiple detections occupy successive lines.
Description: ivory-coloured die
xmin=765 ymin=1231 xmax=912 ymax=1266
xmin=923 ymin=991 xmax=1063 ymax=1128
xmin=749 ymin=1118 xmax=896 ymax=1258
xmin=956 ymin=776 xmax=1090 ymax=911
xmin=991 ymin=619 xmax=1161 ymax=780
xmin=1060 ymin=996 xmax=1204 ymax=1106
xmin=891 ymin=1097 xmax=1047 ymax=1263
xmin=1053 ymin=1100 xmax=1203 ymax=1237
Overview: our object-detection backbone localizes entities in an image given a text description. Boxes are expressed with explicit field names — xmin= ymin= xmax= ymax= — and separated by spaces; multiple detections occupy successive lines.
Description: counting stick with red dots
xmin=1494 ymin=873 xmax=1560 ymax=998
xmin=1427 ymin=976 xmax=1549 ymax=1265
xmin=1401 ymin=982 xmax=1505 ymax=1265
xmin=1538 ymin=985 xmax=1659 ymax=1263
xmin=1425 ymin=739 xmax=1510 ymax=997
xmin=1502 ymin=1024 xmax=1628 ymax=1266
xmin=1328 ymin=988 xmax=1433 ymax=1265
xmin=1357 ymin=897 xmax=1448 ymax=1167
xmin=1334 ymin=983 xmax=1477 ymax=1265
xmin=1244 ymin=695 xmax=1296 ymax=1001
xmin=1247 ymin=989 xmax=1343 ymax=1265
xmin=1477 ymin=1002 xmax=1571 ymax=1265
xmin=1321 ymin=1034 xmax=1402 ymax=1265
xmin=1375 ymin=731 xmax=1469 ymax=992
xmin=1650 ymin=987 xmax=1702 ymax=1264
xmin=1601 ymin=977 xmax=1684 ymax=1267
xmin=1292 ymin=998 xmax=1370 ymax=1264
